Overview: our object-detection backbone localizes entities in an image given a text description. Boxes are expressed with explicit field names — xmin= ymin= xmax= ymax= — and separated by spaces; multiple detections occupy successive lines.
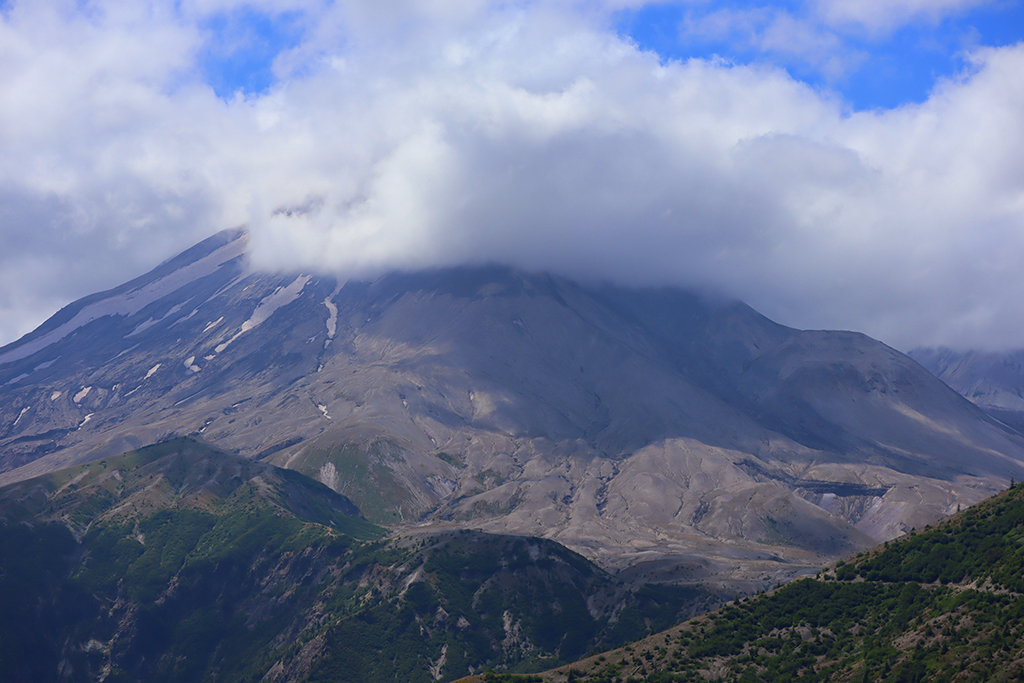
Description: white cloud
xmin=813 ymin=0 xmax=997 ymax=34
xmin=679 ymin=6 xmax=866 ymax=79
xmin=0 ymin=0 xmax=1023 ymax=352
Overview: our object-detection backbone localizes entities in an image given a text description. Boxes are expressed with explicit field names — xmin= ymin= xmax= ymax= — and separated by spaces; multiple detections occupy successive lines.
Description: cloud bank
xmin=1 ymin=0 xmax=1023 ymax=352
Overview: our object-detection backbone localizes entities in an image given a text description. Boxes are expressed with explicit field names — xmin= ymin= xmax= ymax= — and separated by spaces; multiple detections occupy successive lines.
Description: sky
xmin=1 ymin=0 xmax=1023 ymax=352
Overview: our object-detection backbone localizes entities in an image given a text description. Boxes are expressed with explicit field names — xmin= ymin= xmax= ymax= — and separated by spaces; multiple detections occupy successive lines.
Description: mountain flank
xmin=2 ymin=229 xmax=1024 ymax=592
xmin=910 ymin=346 xmax=1024 ymax=434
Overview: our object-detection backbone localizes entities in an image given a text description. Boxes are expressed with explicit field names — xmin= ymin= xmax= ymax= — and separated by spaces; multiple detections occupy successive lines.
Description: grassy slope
xmin=0 ymin=436 xmax=381 ymax=539
xmin=463 ymin=482 xmax=1024 ymax=683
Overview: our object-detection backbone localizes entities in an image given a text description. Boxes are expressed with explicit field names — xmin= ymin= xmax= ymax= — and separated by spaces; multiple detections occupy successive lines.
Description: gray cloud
xmin=1 ymin=0 xmax=1023 ymax=352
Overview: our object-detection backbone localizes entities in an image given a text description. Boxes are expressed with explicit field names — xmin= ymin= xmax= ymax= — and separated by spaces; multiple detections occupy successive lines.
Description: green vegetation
xmin=284 ymin=439 xmax=415 ymax=524
xmin=17 ymin=439 xmax=1024 ymax=683
xmin=0 ymin=522 xmax=77 ymax=682
xmin=0 ymin=438 xmax=707 ymax=683
xmin=546 ymin=482 xmax=1024 ymax=683
xmin=437 ymin=451 xmax=467 ymax=468
xmin=305 ymin=532 xmax=707 ymax=683
xmin=842 ymin=497 xmax=1024 ymax=589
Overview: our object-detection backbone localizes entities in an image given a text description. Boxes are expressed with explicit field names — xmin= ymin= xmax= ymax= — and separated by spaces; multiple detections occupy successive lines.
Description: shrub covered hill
xmin=465 ymin=481 xmax=1024 ymax=683
xmin=0 ymin=438 xmax=711 ymax=683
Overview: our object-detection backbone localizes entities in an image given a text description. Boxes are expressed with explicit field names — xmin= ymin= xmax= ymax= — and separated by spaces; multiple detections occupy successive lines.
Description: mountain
xmin=524 ymin=480 xmax=1024 ymax=683
xmin=2 ymin=229 xmax=1023 ymax=592
xmin=909 ymin=346 xmax=1024 ymax=432
xmin=0 ymin=438 xmax=710 ymax=683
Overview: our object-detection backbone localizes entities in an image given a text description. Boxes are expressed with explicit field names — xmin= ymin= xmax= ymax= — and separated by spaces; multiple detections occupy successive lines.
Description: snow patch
xmin=115 ymin=344 xmax=139 ymax=358
xmin=12 ymin=406 xmax=29 ymax=427
xmin=170 ymin=308 xmax=199 ymax=327
xmin=73 ymin=386 xmax=92 ymax=403
xmin=50 ymin=391 xmax=62 ymax=401
xmin=144 ymin=363 xmax=161 ymax=379
xmin=183 ymin=357 xmax=201 ymax=373
xmin=129 ymin=302 xmax=189 ymax=338
xmin=215 ymin=275 xmax=310 ymax=353
xmin=323 ymin=291 xmax=339 ymax=348
xmin=4 ymin=373 xmax=28 ymax=385
xmin=202 ymin=316 xmax=224 ymax=333
xmin=78 ymin=413 xmax=93 ymax=429
xmin=318 ymin=403 xmax=331 ymax=420
xmin=127 ymin=318 xmax=157 ymax=337
xmin=33 ymin=359 xmax=57 ymax=371
xmin=0 ymin=234 xmax=246 ymax=365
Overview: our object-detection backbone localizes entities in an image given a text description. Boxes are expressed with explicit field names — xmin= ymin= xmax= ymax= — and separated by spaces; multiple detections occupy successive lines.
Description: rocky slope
xmin=2 ymin=229 xmax=1023 ymax=591
xmin=910 ymin=346 xmax=1024 ymax=433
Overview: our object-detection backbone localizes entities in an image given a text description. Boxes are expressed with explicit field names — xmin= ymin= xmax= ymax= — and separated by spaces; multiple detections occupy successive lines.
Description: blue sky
xmin=201 ymin=7 xmax=306 ymax=99
xmin=199 ymin=1 xmax=1024 ymax=110
xmin=2 ymin=0 xmax=1024 ymax=351
xmin=616 ymin=0 xmax=1024 ymax=110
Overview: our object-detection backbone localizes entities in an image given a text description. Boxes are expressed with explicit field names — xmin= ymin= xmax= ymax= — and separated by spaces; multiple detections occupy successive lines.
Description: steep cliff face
xmin=2 ymin=230 xmax=1023 ymax=591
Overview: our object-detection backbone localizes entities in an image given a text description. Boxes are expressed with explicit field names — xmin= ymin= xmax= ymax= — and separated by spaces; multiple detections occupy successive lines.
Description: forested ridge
xmin=473 ymin=481 xmax=1024 ymax=683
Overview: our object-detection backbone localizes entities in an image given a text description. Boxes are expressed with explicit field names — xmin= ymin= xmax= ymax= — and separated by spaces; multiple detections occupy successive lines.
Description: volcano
xmin=2 ymin=229 xmax=1022 ymax=592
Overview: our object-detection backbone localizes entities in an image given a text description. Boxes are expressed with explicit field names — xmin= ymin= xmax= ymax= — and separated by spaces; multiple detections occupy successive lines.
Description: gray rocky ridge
xmin=2 ymin=228 xmax=1023 ymax=594
xmin=909 ymin=346 xmax=1024 ymax=434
